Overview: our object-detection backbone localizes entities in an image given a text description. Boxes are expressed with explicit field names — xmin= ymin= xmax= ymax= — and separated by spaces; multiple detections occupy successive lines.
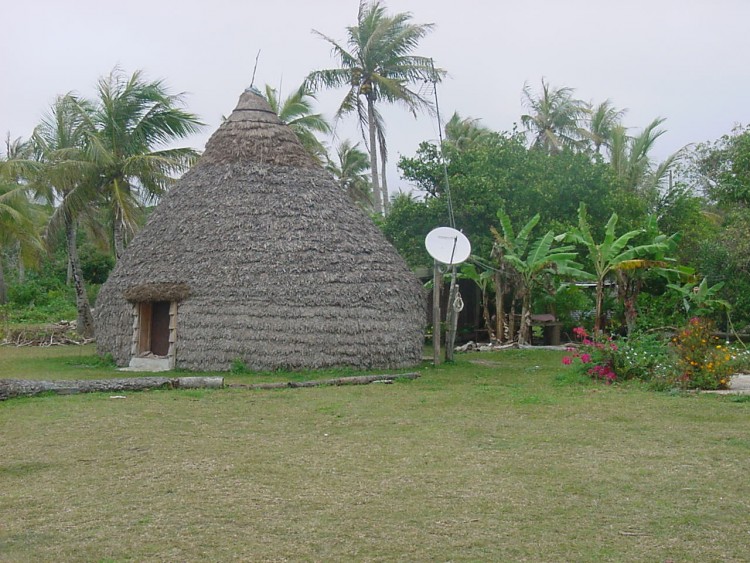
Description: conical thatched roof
xmin=94 ymin=89 xmax=425 ymax=371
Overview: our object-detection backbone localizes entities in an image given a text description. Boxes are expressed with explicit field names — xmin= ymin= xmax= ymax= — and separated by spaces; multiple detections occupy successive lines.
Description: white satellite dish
xmin=425 ymin=227 xmax=471 ymax=265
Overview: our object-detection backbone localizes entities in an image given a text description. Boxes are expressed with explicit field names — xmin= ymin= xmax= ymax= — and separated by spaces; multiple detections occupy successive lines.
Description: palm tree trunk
xmin=367 ymin=98 xmax=383 ymax=215
xmin=65 ymin=216 xmax=95 ymax=338
xmin=113 ymin=215 xmax=125 ymax=262
xmin=380 ymin=151 xmax=389 ymax=215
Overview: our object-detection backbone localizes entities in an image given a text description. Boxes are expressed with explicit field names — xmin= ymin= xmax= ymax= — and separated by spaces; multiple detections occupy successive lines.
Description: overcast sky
xmin=2 ymin=0 xmax=748 ymax=193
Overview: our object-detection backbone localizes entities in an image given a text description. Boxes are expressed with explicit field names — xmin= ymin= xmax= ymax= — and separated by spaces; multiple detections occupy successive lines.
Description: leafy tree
xmin=521 ymin=78 xmax=588 ymax=154
xmin=325 ymin=140 xmax=372 ymax=209
xmin=459 ymin=262 xmax=496 ymax=340
xmin=79 ymin=68 xmax=202 ymax=259
xmin=263 ymin=83 xmax=331 ymax=164
xmin=667 ymin=277 xmax=730 ymax=319
xmin=307 ymin=0 xmax=444 ymax=214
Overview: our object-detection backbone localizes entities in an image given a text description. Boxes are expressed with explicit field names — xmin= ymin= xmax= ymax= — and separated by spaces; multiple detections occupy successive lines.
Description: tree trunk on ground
xmin=229 ymin=372 xmax=419 ymax=391
xmin=0 ymin=376 xmax=224 ymax=400
xmin=65 ymin=216 xmax=94 ymax=338
xmin=367 ymin=98 xmax=383 ymax=215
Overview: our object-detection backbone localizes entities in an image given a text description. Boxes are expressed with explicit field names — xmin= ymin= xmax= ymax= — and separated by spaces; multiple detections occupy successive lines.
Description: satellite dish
xmin=425 ymin=227 xmax=471 ymax=265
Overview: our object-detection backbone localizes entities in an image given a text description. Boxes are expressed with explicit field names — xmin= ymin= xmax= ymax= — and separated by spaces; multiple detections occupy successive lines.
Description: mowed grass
xmin=1 ymin=346 xmax=750 ymax=561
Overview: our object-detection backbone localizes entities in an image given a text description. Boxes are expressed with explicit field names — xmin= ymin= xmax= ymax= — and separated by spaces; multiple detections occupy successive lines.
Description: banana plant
xmin=493 ymin=210 xmax=590 ymax=344
xmin=567 ymin=203 xmax=673 ymax=333
xmin=667 ymin=277 xmax=731 ymax=317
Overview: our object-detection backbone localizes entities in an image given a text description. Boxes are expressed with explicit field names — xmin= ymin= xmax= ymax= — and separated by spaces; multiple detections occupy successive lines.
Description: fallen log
xmin=0 ymin=376 xmax=224 ymax=401
xmin=228 ymin=372 xmax=420 ymax=390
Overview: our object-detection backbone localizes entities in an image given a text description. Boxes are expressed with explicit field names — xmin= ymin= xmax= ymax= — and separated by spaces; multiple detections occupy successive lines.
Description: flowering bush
xmin=610 ymin=332 xmax=671 ymax=381
xmin=562 ymin=327 xmax=618 ymax=384
xmin=670 ymin=317 xmax=734 ymax=390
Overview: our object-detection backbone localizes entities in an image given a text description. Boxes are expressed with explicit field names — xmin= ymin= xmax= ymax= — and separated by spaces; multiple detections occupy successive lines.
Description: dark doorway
xmin=150 ymin=301 xmax=171 ymax=356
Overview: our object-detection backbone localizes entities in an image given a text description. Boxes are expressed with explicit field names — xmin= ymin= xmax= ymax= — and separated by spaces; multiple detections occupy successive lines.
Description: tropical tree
xmin=567 ymin=203 xmax=674 ymax=333
xmin=585 ymin=99 xmax=626 ymax=155
xmin=609 ymin=117 xmax=673 ymax=193
xmin=0 ymin=157 xmax=45 ymax=304
xmin=521 ymin=78 xmax=588 ymax=154
xmin=306 ymin=0 xmax=444 ymax=214
xmin=263 ymin=83 xmax=331 ymax=164
xmin=325 ymin=140 xmax=371 ymax=209
xmin=78 ymin=68 xmax=202 ymax=260
xmin=30 ymin=94 xmax=98 ymax=336
xmin=443 ymin=112 xmax=491 ymax=152
xmin=492 ymin=211 xmax=587 ymax=344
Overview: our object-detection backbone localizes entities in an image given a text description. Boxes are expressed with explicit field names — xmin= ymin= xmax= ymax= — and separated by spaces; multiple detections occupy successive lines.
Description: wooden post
xmin=432 ymin=260 xmax=442 ymax=365
xmin=445 ymin=266 xmax=459 ymax=362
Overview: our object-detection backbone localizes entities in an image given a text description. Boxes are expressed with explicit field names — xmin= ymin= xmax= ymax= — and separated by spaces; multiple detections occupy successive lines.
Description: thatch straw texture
xmin=94 ymin=90 xmax=425 ymax=371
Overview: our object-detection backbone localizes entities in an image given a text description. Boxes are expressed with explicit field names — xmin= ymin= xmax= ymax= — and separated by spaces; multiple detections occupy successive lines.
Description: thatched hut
xmin=94 ymin=89 xmax=425 ymax=371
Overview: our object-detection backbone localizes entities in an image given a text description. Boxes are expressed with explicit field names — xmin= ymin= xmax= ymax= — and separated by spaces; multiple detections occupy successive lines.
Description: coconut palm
xmin=586 ymin=100 xmax=627 ymax=155
xmin=444 ymin=112 xmax=491 ymax=152
xmin=609 ymin=118 xmax=667 ymax=192
xmin=263 ymin=83 xmax=331 ymax=164
xmin=326 ymin=140 xmax=372 ymax=209
xmin=78 ymin=68 xmax=202 ymax=260
xmin=521 ymin=78 xmax=588 ymax=154
xmin=0 ymin=142 xmax=46 ymax=304
xmin=30 ymin=94 xmax=99 ymax=336
xmin=306 ymin=0 xmax=444 ymax=215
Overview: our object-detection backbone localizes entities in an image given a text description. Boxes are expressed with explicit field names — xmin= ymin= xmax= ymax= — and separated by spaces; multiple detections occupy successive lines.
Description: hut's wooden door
xmin=150 ymin=301 xmax=171 ymax=356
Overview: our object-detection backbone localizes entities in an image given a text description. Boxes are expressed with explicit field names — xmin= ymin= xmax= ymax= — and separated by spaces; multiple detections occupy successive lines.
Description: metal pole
xmin=432 ymin=260 xmax=442 ymax=365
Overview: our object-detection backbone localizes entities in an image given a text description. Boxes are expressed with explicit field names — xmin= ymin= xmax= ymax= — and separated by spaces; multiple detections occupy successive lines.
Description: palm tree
xmin=521 ymin=78 xmax=588 ymax=154
xmin=263 ymin=83 xmax=331 ymax=164
xmin=31 ymin=94 xmax=98 ymax=336
xmin=79 ymin=68 xmax=202 ymax=259
xmin=0 ymin=154 xmax=45 ymax=304
xmin=306 ymin=0 xmax=444 ymax=215
xmin=586 ymin=100 xmax=627 ymax=155
xmin=609 ymin=118 xmax=667 ymax=192
xmin=325 ymin=140 xmax=372 ymax=209
xmin=444 ymin=112 xmax=491 ymax=152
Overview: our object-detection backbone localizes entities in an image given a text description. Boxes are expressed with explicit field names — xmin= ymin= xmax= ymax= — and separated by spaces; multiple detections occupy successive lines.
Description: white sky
xmin=2 ymin=0 xmax=748 ymax=192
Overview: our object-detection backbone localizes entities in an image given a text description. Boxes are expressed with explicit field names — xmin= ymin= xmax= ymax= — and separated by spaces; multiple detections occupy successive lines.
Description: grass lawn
xmin=1 ymin=345 xmax=749 ymax=561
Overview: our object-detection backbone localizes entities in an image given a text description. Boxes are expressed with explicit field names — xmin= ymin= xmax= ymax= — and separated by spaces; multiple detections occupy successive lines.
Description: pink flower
xmin=580 ymin=353 xmax=591 ymax=364
xmin=573 ymin=327 xmax=588 ymax=338
xmin=562 ymin=356 xmax=572 ymax=365
xmin=583 ymin=338 xmax=593 ymax=346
